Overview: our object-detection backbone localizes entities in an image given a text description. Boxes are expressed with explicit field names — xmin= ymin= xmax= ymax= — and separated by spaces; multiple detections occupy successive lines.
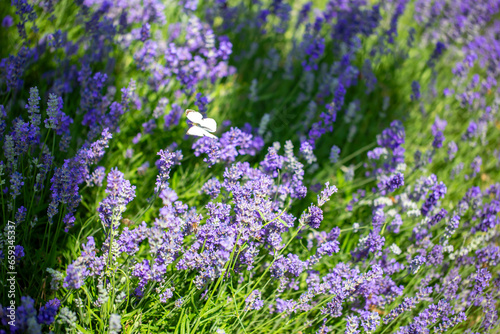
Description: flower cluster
xmin=1 ymin=0 xmax=500 ymax=333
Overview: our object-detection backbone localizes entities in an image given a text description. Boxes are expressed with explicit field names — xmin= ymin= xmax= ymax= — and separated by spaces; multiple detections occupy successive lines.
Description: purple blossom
xmin=140 ymin=23 xmax=150 ymax=42
xmin=428 ymin=41 xmax=446 ymax=68
xmin=387 ymin=0 xmax=408 ymax=43
xmin=116 ymin=223 xmax=148 ymax=256
xmin=411 ymin=81 xmax=420 ymax=101
xmin=87 ymin=166 xmax=106 ymax=187
xmin=431 ymin=116 xmax=447 ymax=135
xmin=63 ymin=264 xmax=84 ymax=289
xmin=300 ymin=205 xmax=323 ymax=229
xmin=160 ymin=288 xmax=174 ymax=303
xmin=273 ymin=298 xmax=297 ymax=316
xmin=97 ymin=168 xmax=136 ymax=229
xmin=469 ymin=268 xmax=492 ymax=306
xmin=377 ymin=121 xmax=405 ymax=150
xmin=194 ymin=93 xmax=209 ymax=114
xmin=396 ymin=300 xmax=453 ymax=334
xmin=470 ymin=156 xmax=482 ymax=178
xmin=329 ymin=145 xmax=341 ymax=163
xmin=345 ymin=315 xmax=360 ymax=334
xmin=434 ymin=312 xmax=467 ymax=333
xmin=164 ymin=103 xmax=183 ymax=128
xmin=296 ymin=2 xmax=312 ymax=28
xmin=45 ymin=93 xmax=61 ymax=129
xmin=333 ymin=84 xmax=346 ymax=112
xmin=260 ymin=146 xmax=284 ymax=177
xmin=378 ymin=173 xmax=404 ymax=193
xmin=15 ymin=205 xmax=27 ymax=224
xmin=2 ymin=46 xmax=33 ymax=91
xmin=447 ymin=141 xmax=457 ymax=160
xmin=245 ymin=290 xmax=264 ymax=311
xmin=372 ymin=207 xmax=385 ymax=230
xmin=408 ymin=255 xmax=426 ymax=274
xmin=2 ymin=15 xmax=14 ymax=28
xmin=317 ymin=227 xmax=341 ymax=256
xmin=201 ymin=177 xmax=221 ymax=199
xmin=37 ymin=298 xmax=61 ymax=325
xmin=358 ymin=310 xmax=380 ymax=332
xmin=352 ymin=231 xmax=385 ymax=261
xmin=428 ymin=208 xmax=447 ymax=227
xmin=432 ymin=131 xmax=444 ymax=148
xmin=134 ymin=39 xmax=158 ymax=71
xmin=192 ymin=137 xmax=221 ymax=167
xmin=383 ymin=287 xmax=433 ymax=324
xmin=301 ymin=37 xmax=325 ymax=72
xmin=10 ymin=171 xmax=24 ymax=199
xmin=441 ymin=215 xmax=460 ymax=242
xmin=421 ymin=181 xmax=447 ymax=217
xmin=142 ymin=119 xmax=156 ymax=134
xmin=317 ymin=182 xmax=338 ymax=207
xmin=15 ymin=245 xmax=25 ymax=260
xmin=472 ymin=200 xmax=500 ymax=233
xmin=271 ymin=254 xmax=307 ymax=279
xmin=155 ymin=149 xmax=178 ymax=192
xmin=427 ymin=245 xmax=443 ymax=265
xmin=26 ymin=86 xmax=41 ymax=129
xmin=49 ymin=128 xmax=112 ymax=226
xmin=481 ymin=294 xmax=498 ymax=331
xmin=300 ymin=140 xmax=316 ymax=164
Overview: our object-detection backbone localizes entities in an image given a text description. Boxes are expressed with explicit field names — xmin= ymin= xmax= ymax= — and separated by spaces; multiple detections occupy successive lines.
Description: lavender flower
xmin=330 ymin=145 xmax=341 ymax=163
xmin=109 ymin=314 xmax=122 ymax=334
xmin=421 ymin=181 xmax=447 ymax=216
xmin=447 ymin=141 xmax=457 ymax=160
xmin=2 ymin=15 xmax=13 ymax=28
xmin=345 ymin=315 xmax=360 ymax=334
xmin=378 ymin=173 xmax=404 ymax=193
xmin=15 ymin=245 xmax=25 ymax=261
xmin=432 ymin=131 xmax=444 ymax=149
xmin=300 ymin=205 xmax=323 ymax=229
xmin=10 ymin=171 xmax=24 ymax=200
xmin=194 ymin=93 xmax=209 ymax=114
xmin=358 ymin=310 xmax=380 ymax=332
xmin=469 ymin=156 xmax=482 ymax=178
xmin=26 ymin=87 xmax=41 ymax=128
xmin=155 ymin=149 xmax=177 ymax=192
xmin=408 ymin=255 xmax=426 ymax=275
xmin=300 ymin=140 xmax=317 ymax=164
xmin=45 ymin=93 xmax=60 ymax=129
xmin=140 ymin=23 xmax=150 ymax=42
xmin=481 ymin=293 xmax=498 ymax=330
xmin=317 ymin=182 xmax=338 ymax=207
xmin=469 ymin=268 xmax=491 ymax=306
xmin=37 ymin=298 xmax=61 ymax=325
xmin=245 ymin=290 xmax=264 ymax=311
xmin=57 ymin=307 xmax=77 ymax=330
xmin=15 ymin=206 xmax=27 ymax=225
xmin=97 ymin=168 xmax=136 ymax=229
xmin=396 ymin=300 xmax=453 ymax=334
xmin=434 ymin=312 xmax=467 ymax=333
xmin=159 ymin=288 xmax=174 ymax=303
xmin=63 ymin=264 xmax=84 ymax=289
xmin=201 ymin=177 xmax=221 ymax=199
xmin=411 ymin=81 xmax=420 ymax=101
xmin=46 ymin=268 xmax=64 ymax=290
xmin=384 ymin=287 xmax=433 ymax=324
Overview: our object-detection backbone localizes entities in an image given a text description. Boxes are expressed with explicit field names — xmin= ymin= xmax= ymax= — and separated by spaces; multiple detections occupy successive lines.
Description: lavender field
xmin=1 ymin=0 xmax=500 ymax=333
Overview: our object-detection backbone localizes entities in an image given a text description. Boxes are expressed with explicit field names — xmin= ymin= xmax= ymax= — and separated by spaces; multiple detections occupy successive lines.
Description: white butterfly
xmin=185 ymin=109 xmax=218 ymax=139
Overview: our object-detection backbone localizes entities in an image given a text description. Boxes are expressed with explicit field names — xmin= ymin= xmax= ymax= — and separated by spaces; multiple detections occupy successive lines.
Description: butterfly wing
xmin=186 ymin=125 xmax=218 ymax=139
xmin=198 ymin=117 xmax=217 ymax=133
xmin=185 ymin=109 xmax=203 ymax=124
